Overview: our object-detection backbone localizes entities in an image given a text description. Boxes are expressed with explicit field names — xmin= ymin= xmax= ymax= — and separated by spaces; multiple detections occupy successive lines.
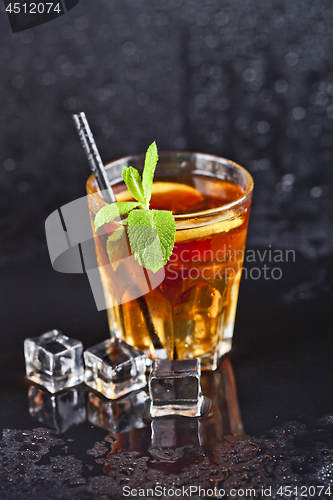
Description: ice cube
xmin=28 ymin=385 xmax=86 ymax=433
xmin=149 ymin=359 xmax=204 ymax=417
xmin=174 ymin=283 xmax=222 ymax=359
xmin=149 ymin=417 xmax=201 ymax=461
xmin=87 ymin=390 xmax=149 ymax=434
xmin=24 ymin=330 xmax=84 ymax=393
xmin=84 ymin=338 xmax=147 ymax=399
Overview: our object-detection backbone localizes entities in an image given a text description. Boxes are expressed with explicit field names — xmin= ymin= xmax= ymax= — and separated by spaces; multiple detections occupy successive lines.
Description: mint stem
xmin=123 ymin=230 xmax=164 ymax=352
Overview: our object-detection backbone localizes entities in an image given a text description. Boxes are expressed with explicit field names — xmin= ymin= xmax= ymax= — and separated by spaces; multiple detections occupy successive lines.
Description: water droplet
xmin=42 ymin=72 xmax=56 ymax=86
xmin=63 ymin=97 xmax=81 ymax=111
xmin=285 ymin=52 xmax=299 ymax=66
xmin=136 ymin=92 xmax=149 ymax=106
xmin=17 ymin=181 xmax=31 ymax=193
xmin=74 ymin=65 xmax=87 ymax=79
xmin=74 ymin=16 xmax=89 ymax=31
xmin=3 ymin=159 xmax=16 ymax=171
xmin=275 ymin=79 xmax=288 ymax=93
xmin=292 ymin=107 xmax=306 ymax=120
xmin=11 ymin=75 xmax=24 ymax=89
xmin=286 ymin=126 xmax=298 ymax=139
xmin=196 ymin=12 xmax=209 ymax=26
xmin=194 ymin=94 xmax=207 ymax=108
xmin=216 ymin=97 xmax=229 ymax=110
xmin=256 ymin=121 xmax=270 ymax=134
xmin=45 ymin=30 xmax=58 ymax=44
xmin=310 ymin=186 xmax=323 ymax=198
xmin=122 ymin=41 xmax=136 ymax=57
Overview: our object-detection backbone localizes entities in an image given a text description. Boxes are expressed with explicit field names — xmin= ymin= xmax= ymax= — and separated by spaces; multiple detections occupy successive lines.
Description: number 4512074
xmin=277 ymin=486 xmax=332 ymax=497
xmin=6 ymin=3 xmax=61 ymax=14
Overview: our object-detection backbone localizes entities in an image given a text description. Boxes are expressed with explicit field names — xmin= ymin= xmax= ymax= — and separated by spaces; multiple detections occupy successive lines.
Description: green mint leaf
xmin=94 ymin=141 xmax=176 ymax=273
xmin=127 ymin=208 xmax=176 ymax=273
xmin=150 ymin=209 xmax=176 ymax=262
xmin=121 ymin=166 xmax=146 ymax=204
xmin=108 ymin=225 xmax=125 ymax=242
xmin=142 ymin=141 xmax=158 ymax=204
xmin=94 ymin=201 xmax=139 ymax=231
xmin=106 ymin=230 xmax=128 ymax=265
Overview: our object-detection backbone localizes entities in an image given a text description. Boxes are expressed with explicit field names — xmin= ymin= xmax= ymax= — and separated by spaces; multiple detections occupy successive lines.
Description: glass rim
xmin=89 ymin=150 xmax=254 ymax=220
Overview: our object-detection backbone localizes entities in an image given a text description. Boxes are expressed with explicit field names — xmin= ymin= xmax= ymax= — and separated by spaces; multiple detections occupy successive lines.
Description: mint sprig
xmin=94 ymin=201 xmax=141 ymax=230
xmin=94 ymin=142 xmax=176 ymax=273
xmin=121 ymin=167 xmax=146 ymax=204
xmin=142 ymin=141 xmax=159 ymax=202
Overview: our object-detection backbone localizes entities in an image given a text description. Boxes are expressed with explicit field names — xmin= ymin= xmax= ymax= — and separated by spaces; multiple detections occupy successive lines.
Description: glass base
xmin=198 ymin=339 xmax=232 ymax=371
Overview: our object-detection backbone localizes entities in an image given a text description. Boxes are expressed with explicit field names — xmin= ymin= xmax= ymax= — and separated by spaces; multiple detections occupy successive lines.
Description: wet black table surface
xmin=0 ymin=248 xmax=332 ymax=500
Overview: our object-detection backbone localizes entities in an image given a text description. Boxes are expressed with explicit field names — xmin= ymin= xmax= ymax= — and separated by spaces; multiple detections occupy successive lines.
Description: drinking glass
xmin=87 ymin=152 xmax=253 ymax=370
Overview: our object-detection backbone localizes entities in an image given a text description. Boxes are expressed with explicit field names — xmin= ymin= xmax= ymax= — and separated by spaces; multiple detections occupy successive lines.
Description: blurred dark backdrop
xmin=0 ymin=0 xmax=332 ymax=264
xmin=0 ymin=0 xmax=332 ymax=443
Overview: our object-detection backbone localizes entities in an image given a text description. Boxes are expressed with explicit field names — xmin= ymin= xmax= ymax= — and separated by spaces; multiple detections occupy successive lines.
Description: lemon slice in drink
xmin=116 ymin=182 xmax=204 ymax=214
xmin=175 ymin=217 xmax=244 ymax=242
xmin=115 ymin=181 xmax=244 ymax=242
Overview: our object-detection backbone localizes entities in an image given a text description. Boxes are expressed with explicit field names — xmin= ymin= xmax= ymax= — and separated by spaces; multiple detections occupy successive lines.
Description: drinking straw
xmin=136 ymin=295 xmax=164 ymax=352
xmin=72 ymin=112 xmax=116 ymax=204
xmin=72 ymin=111 xmax=165 ymax=354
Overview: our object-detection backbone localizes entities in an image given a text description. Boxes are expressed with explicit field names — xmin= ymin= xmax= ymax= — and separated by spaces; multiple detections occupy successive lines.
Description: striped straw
xmin=72 ymin=111 xmax=116 ymax=204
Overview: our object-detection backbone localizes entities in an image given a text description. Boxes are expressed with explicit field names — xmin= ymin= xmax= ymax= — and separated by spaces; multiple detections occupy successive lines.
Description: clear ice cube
xmin=28 ymin=385 xmax=86 ymax=433
xmin=24 ymin=330 xmax=84 ymax=393
xmin=87 ymin=390 xmax=149 ymax=433
xmin=149 ymin=359 xmax=204 ymax=417
xmin=84 ymin=338 xmax=147 ymax=399
xmin=174 ymin=283 xmax=222 ymax=359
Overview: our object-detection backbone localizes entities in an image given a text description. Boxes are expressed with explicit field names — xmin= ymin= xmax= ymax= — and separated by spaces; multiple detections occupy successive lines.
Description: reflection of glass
xmin=200 ymin=358 xmax=244 ymax=447
xmin=93 ymin=357 xmax=243 ymax=475
xmin=28 ymin=385 xmax=86 ymax=433
xmin=147 ymin=358 xmax=243 ymax=464
xmin=87 ymin=390 xmax=149 ymax=434
xmin=87 ymin=152 xmax=253 ymax=370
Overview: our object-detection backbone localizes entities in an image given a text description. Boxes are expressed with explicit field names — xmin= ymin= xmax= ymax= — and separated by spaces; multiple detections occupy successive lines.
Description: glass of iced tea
xmin=86 ymin=152 xmax=253 ymax=371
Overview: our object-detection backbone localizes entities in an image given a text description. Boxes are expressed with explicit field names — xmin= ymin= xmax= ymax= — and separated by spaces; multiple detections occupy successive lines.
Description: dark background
xmin=0 ymin=0 xmax=332 ymax=264
xmin=0 ymin=1 xmax=332 ymax=497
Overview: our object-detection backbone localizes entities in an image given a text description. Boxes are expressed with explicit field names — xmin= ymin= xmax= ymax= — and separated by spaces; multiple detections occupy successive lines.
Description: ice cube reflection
xmin=97 ymin=358 xmax=243 ymax=469
xmin=149 ymin=417 xmax=202 ymax=462
xmin=87 ymin=390 xmax=149 ymax=434
xmin=28 ymin=385 xmax=86 ymax=433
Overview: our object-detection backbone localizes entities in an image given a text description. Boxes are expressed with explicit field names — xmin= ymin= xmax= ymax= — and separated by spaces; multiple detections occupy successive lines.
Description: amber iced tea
xmin=87 ymin=152 xmax=253 ymax=370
